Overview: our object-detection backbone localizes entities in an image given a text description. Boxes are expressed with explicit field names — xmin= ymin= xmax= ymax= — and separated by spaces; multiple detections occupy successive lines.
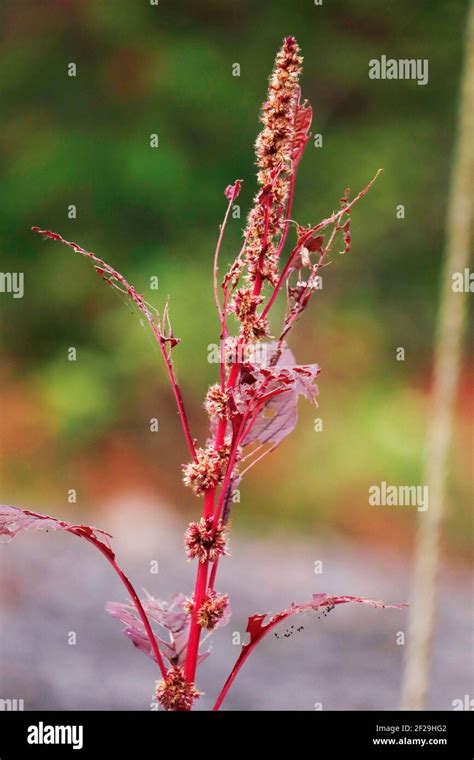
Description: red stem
xmin=182 ymin=164 xmax=323 ymax=692
xmin=184 ymin=560 xmax=210 ymax=683
xmin=252 ymin=195 xmax=271 ymax=296
xmin=211 ymin=415 xmax=248 ymax=530
xmin=213 ymin=196 xmax=235 ymax=323
xmin=212 ymin=656 xmax=249 ymax=711
xmin=275 ymin=168 xmax=297 ymax=264
xmin=183 ymin=357 xmax=243 ymax=683
xmin=212 ymin=610 xmax=290 ymax=710
xmin=160 ymin=354 xmax=197 ymax=462
xmin=208 ymin=558 xmax=219 ymax=590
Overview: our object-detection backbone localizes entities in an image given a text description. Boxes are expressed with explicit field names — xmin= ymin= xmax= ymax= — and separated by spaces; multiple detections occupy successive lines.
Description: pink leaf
xmin=214 ymin=593 xmax=407 ymax=709
xmin=0 ymin=505 xmax=114 ymax=558
xmin=242 ymin=593 xmax=406 ymax=658
xmin=1 ymin=505 xmax=168 ymax=677
xmin=241 ymin=343 xmax=320 ymax=448
xmin=106 ymin=591 xmax=229 ymax=668
xmin=106 ymin=602 xmax=163 ymax=661
xmin=244 ymin=387 xmax=297 ymax=448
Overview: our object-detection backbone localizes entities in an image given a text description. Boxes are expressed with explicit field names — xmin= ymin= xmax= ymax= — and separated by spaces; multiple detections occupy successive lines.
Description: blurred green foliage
xmin=0 ymin=0 xmax=470 ymax=553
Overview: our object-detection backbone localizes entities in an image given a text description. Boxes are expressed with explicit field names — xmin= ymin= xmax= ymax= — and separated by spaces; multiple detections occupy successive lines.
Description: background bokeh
xmin=0 ymin=0 xmax=472 ymax=710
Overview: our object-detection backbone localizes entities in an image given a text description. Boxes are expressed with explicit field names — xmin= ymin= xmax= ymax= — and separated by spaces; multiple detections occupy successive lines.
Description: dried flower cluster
xmin=230 ymin=288 xmax=267 ymax=340
xmin=204 ymin=384 xmax=229 ymax=419
xmin=243 ymin=36 xmax=303 ymax=286
xmin=155 ymin=666 xmax=201 ymax=711
xmin=182 ymin=445 xmax=231 ymax=495
xmin=184 ymin=517 xmax=228 ymax=563
xmin=184 ymin=590 xmax=229 ymax=630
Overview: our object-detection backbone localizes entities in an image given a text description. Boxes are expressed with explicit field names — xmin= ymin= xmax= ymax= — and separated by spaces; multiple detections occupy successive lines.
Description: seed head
xmin=256 ymin=36 xmax=303 ymax=183
xmin=204 ymin=385 xmax=229 ymax=420
xmin=184 ymin=516 xmax=228 ymax=563
xmin=230 ymin=288 xmax=269 ymax=339
xmin=182 ymin=445 xmax=230 ymax=496
xmin=242 ymin=37 xmax=303 ymax=286
xmin=155 ymin=665 xmax=201 ymax=711
xmin=184 ymin=590 xmax=229 ymax=630
xmin=231 ymin=288 xmax=264 ymax=320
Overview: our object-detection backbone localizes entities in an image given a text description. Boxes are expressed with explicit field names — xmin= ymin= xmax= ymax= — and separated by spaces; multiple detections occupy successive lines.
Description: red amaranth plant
xmin=1 ymin=37 xmax=404 ymax=711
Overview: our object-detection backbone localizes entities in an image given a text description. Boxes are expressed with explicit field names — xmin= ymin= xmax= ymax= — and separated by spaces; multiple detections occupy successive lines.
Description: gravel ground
xmin=0 ymin=496 xmax=472 ymax=711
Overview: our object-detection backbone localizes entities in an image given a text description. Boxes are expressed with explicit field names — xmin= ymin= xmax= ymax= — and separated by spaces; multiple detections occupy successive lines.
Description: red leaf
xmin=214 ymin=593 xmax=407 ymax=709
xmin=1 ymin=505 xmax=168 ymax=677
xmin=0 ymin=505 xmax=114 ymax=558
xmin=305 ymin=234 xmax=325 ymax=253
xmin=106 ymin=593 xmax=193 ymax=667
xmin=224 ymin=179 xmax=242 ymax=202
xmin=106 ymin=591 xmax=230 ymax=667
xmin=242 ymin=343 xmax=320 ymax=449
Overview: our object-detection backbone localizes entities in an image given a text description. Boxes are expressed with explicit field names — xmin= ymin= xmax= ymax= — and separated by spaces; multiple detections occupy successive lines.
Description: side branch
xmin=31 ymin=227 xmax=197 ymax=462
xmin=261 ymin=170 xmax=382 ymax=320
